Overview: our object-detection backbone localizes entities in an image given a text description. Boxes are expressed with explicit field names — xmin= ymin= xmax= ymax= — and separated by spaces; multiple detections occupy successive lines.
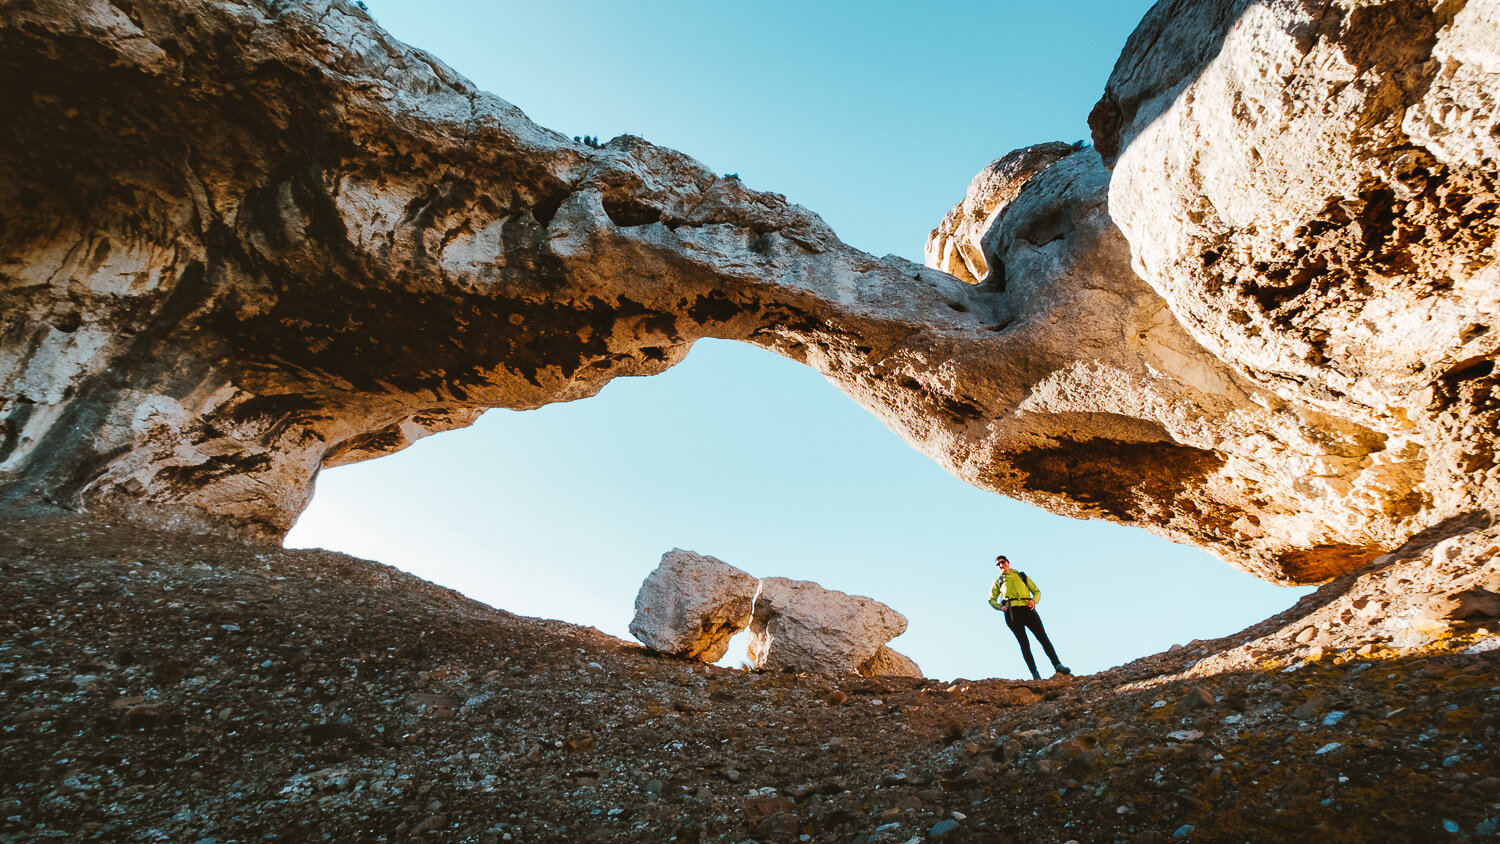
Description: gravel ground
xmin=1 ymin=511 xmax=1497 ymax=843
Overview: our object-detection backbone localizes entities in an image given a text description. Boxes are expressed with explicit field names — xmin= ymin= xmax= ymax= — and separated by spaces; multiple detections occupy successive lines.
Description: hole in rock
xmin=286 ymin=340 xmax=1312 ymax=681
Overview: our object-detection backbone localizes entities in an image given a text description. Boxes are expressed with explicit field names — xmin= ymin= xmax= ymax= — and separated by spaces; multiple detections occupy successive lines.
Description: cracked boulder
xmin=628 ymin=549 xmax=758 ymax=663
xmin=747 ymin=577 xmax=910 ymax=675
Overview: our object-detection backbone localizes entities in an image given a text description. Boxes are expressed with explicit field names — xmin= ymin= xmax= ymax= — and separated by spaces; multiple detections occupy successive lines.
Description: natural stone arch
xmin=2 ymin=0 xmax=1496 ymax=586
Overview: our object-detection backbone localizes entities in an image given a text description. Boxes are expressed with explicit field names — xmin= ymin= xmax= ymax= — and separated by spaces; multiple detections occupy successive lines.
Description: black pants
xmin=1004 ymin=605 xmax=1061 ymax=679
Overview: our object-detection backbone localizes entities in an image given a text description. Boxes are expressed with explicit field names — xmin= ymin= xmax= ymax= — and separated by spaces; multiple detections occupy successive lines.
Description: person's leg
xmin=1021 ymin=609 xmax=1067 ymax=672
xmin=1005 ymin=609 xmax=1040 ymax=679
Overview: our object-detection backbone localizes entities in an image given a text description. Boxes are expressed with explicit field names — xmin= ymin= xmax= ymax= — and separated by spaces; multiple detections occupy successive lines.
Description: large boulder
xmin=747 ymin=577 xmax=909 ymax=675
xmin=628 ymin=550 xmax=758 ymax=662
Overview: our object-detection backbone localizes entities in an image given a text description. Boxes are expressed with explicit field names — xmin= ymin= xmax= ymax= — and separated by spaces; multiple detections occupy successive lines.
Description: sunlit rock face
xmin=925 ymin=0 xmax=1498 ymax=581
xmin=925 ymin=142 xmax=1082 ymax=284
xmin=0 ymin=0 xmax=980 ymax=538
xmin=921 ymin=142 xmax=1417 ymax=583
xmin=0 ymin=0 xmax=1494 ymax=586
xmin=629 ymin=550 xmax=758 ymax=663
xmin=747 ymin=577 xmax=910 ymax=675
xmin=1088 ymin=0 xmax=1500 ymax=567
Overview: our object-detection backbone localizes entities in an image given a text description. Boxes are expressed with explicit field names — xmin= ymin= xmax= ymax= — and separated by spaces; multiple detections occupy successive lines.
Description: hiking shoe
xmin=1054 ymin=665 xmax=1072 ymax=675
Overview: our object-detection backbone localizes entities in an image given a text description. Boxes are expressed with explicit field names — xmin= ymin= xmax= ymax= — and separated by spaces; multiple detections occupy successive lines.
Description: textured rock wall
xmin=1084 ymin=0 xmax=1500 ymax=576
xmin=1 ymin=0 xmax=1495 ymax=585
xmin=0 ymin=0 xmax=980 ymax=538
xmin=929 ymin=0 xmax=1498 ymax=580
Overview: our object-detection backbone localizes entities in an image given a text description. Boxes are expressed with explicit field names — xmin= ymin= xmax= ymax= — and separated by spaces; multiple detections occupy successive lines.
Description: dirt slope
xmin=1 ymin=512 xmax=1496 ymax=842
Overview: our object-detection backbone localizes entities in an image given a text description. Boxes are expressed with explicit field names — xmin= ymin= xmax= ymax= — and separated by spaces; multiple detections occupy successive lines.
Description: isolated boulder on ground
xmin=748 ymin=577 xmax=909 ymax=675
xmin=628 ymin=549 xmax=758 ymax=662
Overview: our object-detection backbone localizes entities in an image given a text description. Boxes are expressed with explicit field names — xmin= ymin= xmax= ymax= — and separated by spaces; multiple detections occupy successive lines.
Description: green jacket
xmin=988 ymin=570 xmax=1040 ymax=611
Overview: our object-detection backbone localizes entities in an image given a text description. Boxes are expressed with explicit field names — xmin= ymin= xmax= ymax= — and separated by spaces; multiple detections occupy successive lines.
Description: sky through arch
xmin=285 ymin=0 xmax=1314 ymax=680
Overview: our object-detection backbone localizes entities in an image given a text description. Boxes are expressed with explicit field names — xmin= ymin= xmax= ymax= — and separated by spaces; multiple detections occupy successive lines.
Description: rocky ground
xmin=1 ymin=511 xmax=1497 ymax=843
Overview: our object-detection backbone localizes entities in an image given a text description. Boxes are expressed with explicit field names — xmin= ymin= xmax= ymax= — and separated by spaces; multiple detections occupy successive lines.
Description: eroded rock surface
xmin=747 ymin=577 xmax=910 ymax=675
xmin=924 ymin=142 xmax=1083 ymax=284
xmin=926 ymin=0 xmax=1500 ymax=581
xmin=0 ymin=0 xmax=993 ymax=543
xmin=630 ymin=551 xmax=919 ymax=675
xmin=628 ymin=549 xmax=757 ymax=663
xmin=1088 ymin=0 xmax=1500 ymax=571
xmin=857 ymin=644 xmax=924 ymax=679
xmin=0 ymin=0 xmax=1495 ymax=586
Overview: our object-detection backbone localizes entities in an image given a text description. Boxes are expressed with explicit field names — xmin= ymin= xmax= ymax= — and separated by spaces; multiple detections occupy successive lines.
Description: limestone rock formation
xmin=1088 ymin=0 xmax=1500 ymax=571
xmin=857 ymin=645 xmax=923 ymax=679
xmin=0 ymin=0 xmax=1495 ymax=586
xmin=924 ymin=142 xmax=1082 ymax=284
xmin=628 ymin=549 xmax=757 ymax=662
xmin=924 ymin=0 xmax=1500 ymax=581
xmin=0 ymin=0 xmax=985 ymax=542
xmin=747 ymin=577 xmax=910 ymax=675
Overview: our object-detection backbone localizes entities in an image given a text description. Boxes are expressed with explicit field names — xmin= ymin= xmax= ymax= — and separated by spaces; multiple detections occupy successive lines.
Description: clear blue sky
xmin=287 ymin=0 xmax=1313 ymax=681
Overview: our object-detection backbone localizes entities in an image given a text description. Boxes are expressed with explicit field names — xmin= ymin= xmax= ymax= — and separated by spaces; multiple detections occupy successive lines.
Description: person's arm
xmin=1024 ymin=573 xmax=1040 ymax=607
xmin=988 ymin=578 xmax=1005 ymax=611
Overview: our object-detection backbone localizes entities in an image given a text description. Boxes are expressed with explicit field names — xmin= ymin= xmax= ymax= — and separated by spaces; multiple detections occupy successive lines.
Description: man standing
xmin=988 ymin=555 xmax=1070 ymax=680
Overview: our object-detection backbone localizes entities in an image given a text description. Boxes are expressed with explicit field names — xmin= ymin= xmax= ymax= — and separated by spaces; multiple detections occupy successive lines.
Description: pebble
xmin=1175 ymin=686 xmax=1215 ymax=715
xmin=929 ymin=818 xmax=959 ymax=836
xmin=1174 ymin=824 xmax=1194 ymax=839
xmin=1322 ymin=711 xmax=1346 ymax=727
xmin=1000 ymin=739 xmax=1023 ymax=762
xmin=1314 ymin=742 xmax=1343 ymax=755
xmin=1292 ymin=699 xmax=1324 ymax=721
xmin=759 ymin=812 xmax=798 ymax=837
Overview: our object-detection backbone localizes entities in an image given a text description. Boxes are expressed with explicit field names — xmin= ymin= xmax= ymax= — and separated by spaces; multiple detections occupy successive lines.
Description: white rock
xmin=627 ymin=550 xmax=758 ymax=662
xmin=1093 ymin=0 xmax=1500 ymax=573
xmin=747 ymin=577 xmax=907 ymax=675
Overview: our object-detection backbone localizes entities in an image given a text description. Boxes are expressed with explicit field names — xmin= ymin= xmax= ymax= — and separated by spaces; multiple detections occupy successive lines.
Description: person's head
xmin=995 ymin=555 xmax=1011 ymax=573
